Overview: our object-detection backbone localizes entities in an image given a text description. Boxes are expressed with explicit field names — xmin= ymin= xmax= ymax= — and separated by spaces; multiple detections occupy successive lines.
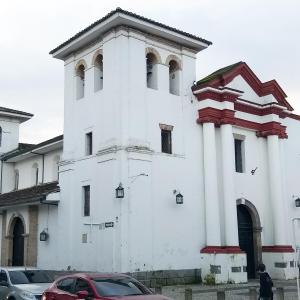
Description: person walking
xmin=257 ymin=263 xmax=273 ymax=300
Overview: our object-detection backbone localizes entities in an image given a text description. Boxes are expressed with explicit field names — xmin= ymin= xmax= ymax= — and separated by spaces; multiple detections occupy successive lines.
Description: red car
xmin=42 ymin=273 xmax=171 ymax=300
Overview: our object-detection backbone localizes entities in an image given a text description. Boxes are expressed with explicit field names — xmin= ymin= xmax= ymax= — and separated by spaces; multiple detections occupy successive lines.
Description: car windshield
xmin=9 ymin=270 xmax=52 ymax=284
xmin=92 ymin=277 xmax=152 ymax=297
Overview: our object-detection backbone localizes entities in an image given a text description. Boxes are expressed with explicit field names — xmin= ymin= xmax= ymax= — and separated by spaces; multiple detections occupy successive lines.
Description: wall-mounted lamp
xmin=173 ymin=190 xmax=183 ymax=204
xmin=292 ymin=195 xmax=300 ymax=207
xmin=251 ymin=167 xmax=258 ymax=175
xmin=115 ymin=183 xmax=124 ymax=198
xmin=40 ymin=230 xmax=49 ymax=241
xmin=176 ymin=193 xmax=183 ymax=204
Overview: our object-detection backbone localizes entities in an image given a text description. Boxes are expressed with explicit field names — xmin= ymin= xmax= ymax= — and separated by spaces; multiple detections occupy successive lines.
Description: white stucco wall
xmin=1 ymin=149 xmax=62 ymax=193
xmin=41 ymin=26 xmax=300 ymax=274
xmin=0 ymin=117 xmax=20 ymax=155
xmin=1 ymin=23 xmax=300 ymax=280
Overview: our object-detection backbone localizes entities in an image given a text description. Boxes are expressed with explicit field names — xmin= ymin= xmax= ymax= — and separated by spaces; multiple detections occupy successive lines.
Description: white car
xmin=0 ymin=267 xmax=53 ymax=300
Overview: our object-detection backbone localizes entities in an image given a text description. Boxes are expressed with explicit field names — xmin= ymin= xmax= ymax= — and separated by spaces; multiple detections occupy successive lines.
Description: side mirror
xmin=76 ymin=290 xmax=89 ymax=299
xmin=0 ymin=281 xmax=9 ymax=287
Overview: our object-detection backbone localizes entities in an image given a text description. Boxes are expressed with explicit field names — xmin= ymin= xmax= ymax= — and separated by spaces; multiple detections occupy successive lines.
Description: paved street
xmin=161 ymin=280 xmax=299 ymax=300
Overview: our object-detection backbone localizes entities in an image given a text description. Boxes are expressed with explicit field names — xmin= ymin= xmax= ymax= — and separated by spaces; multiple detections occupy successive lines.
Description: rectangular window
xmin=83 ymin=185 xmax=90 ymax=217
xmin=235 ymin=139 xmax=244 ymax=173
xmin=161 ymin=129 xmax=172 ymax=154
xmin=85 ymin=132 xmax=93 ymax=155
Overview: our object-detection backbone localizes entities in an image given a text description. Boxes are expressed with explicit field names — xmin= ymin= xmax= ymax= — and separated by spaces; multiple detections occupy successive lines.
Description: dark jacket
xmin=259 ymin=272 xmax=273 ymax=297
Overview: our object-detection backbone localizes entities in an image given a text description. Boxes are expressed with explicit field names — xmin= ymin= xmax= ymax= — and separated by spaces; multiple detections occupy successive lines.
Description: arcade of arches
xmin=0 ymin=206 xmax=38 ymax=266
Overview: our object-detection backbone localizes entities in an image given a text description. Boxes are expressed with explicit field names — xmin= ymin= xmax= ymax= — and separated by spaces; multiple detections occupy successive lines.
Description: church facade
xmin=0 ymin=8 xmax=300 ymax=284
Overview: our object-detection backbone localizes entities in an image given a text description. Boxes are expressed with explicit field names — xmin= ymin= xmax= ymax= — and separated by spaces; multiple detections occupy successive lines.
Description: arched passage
xmin=236 ymin=199 xmax=262 ymax=279
xmin=11 ymin=217 xmax=25 ymax=266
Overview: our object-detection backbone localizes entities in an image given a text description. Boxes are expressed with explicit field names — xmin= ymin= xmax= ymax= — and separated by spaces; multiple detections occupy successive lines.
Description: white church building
xmin=1 ymin=8 xmax=300 ymax=284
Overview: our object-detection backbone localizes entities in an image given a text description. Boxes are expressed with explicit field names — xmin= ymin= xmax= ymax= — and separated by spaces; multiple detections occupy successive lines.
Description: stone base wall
xmin=129 ymin=269 xmax=201 ymax=287
xmin=262 ymin=252 xmax=298 ymax=280
xmin=200 ymin=252 xmax=248 ymax=284
xmin=45 ymin=268 xmax=201 ymax=287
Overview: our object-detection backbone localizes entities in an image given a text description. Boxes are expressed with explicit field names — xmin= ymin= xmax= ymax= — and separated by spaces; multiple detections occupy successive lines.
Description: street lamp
xmin=115 ymin=183 xmax=124 ymax=198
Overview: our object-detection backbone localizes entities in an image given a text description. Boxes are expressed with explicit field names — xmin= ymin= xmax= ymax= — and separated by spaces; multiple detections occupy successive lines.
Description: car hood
xmin=15 ymin=283 xmax=52 ymax=295
xmin=104 ymin=295 xmax=172 ymax=300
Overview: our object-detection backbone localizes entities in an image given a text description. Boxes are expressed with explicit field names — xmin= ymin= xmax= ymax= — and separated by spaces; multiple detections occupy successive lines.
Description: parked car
xmin=42 ymin=273 xmax=171 ymax=300
xmin=0 ymin=267 xmax=53 ymax=300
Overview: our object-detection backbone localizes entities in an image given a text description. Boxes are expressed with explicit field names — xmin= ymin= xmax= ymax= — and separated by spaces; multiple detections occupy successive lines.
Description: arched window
xmin=0 ymin=126 xmax=2 ymax=147
xmin=169 ymin=60 xmax=180 ymax=95
xmin=53 ymin=155 xmax=60 ymax=181
xmin=146 ymin=53 xmax=158 ymax=89
xmin=76 ymin=64 xmax=85 ymax=99
xmin=94 ymin=54 xmax=103 ymax=92
xmin=32 ymin=163 xmax=39 ymax=186
xmin=14 ymin=169 xmax=19 ymax=190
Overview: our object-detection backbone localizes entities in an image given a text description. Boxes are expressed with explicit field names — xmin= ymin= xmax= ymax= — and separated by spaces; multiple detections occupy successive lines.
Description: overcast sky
xmin=0 ymin=0 xmax=299 ymax=144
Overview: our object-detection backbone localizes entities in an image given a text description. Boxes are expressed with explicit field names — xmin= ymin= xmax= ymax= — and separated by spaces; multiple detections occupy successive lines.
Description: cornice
xmin=197 ymin=107 xmax=288 ymax=138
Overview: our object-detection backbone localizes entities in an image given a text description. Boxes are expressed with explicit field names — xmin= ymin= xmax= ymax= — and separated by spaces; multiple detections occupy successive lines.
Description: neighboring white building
xmin=0 ymin=8 xmax=300 ymax=284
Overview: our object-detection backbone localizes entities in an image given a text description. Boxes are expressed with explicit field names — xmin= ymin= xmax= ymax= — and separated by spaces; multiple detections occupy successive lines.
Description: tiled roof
xmin=195 ymin=61 xmax=244 ymax=86
xmin=0 ymin=181 xmax=60 ymax=208
xmin=1 ymin=135 xmax=63 ymax=161
xmin=0 ymin=106 xmax=33 ymax=117
xmin=49 ymin=7 xmax=212 ymax=55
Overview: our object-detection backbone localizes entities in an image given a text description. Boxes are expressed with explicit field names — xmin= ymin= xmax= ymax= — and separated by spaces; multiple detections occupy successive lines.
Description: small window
xmin=161 ymin=129 xmax=172 ymax=154
xmin=32 ymin=163 xmax=39 ymax=186
xmin=57 ymin=278 xmax=76 ymax=293
xmin=85 ymin=132 xmax=93 ymax=155
xmin=94 ymin=54 xmax=103 ymax=92
xmin=83 ymin=185 xmax=90 ymax=217
xmin=0 ymin=126 xmax=2 ymax=147
xmin=76 ymin=64 xmax=85 ymax=99
xmin=235 ymin=139 xmax=244 ymax=173
xmin=169 ymin=60 xmax=180 ymax=95
xmin=14 ymin=170 xmax=19 ymax=190
xmin=146 ymin=53 xmax=158 ymax=89
xmin=35 ymin=168 xmax=39 ymax=185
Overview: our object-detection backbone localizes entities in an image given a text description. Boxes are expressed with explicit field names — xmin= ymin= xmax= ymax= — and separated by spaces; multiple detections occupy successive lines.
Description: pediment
xmin=194 ymin=62 xmax=293 ymax=111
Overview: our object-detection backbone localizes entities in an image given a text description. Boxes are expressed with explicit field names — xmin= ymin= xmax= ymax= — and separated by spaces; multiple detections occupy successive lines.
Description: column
xmin=220 ymin=124 xmax=239 ymax=246
xmin=267 ymin=135 xmax=286 ymax=245
xmin=203 ymin=122 xmax=221 ymax=246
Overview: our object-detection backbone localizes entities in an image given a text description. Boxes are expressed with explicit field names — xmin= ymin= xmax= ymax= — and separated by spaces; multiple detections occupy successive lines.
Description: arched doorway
xmin=236 ymin=199 xmax=262 ymax=279
xmin=12 ymin=218 xmax=25 ymax=266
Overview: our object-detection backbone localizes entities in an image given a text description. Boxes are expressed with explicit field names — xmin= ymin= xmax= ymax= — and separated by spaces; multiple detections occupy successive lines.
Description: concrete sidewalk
xmin=160 ymin=280 xmax=299 ymax=300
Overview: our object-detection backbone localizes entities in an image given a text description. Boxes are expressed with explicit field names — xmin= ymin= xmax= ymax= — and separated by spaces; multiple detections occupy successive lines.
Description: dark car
xmin=42 ymin=273 xmax=171 ymax=300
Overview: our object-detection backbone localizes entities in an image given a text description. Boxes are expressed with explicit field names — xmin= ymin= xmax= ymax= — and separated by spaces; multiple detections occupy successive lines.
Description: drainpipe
xmin=0 ymin=159 xmax=3 ymax=193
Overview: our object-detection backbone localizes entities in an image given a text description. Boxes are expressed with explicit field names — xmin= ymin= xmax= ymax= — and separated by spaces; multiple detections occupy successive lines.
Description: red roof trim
xmin=195 ymin=62 xmax=293 ymax=111
xmin=234 ymin=102 xmax=285 ymax=117
xmin=197 ymin=107 xmax=288 ymax=139
xmin=195 ymin=89 xmax=240 ymax=103
xmin=201 ymin=246 xmax=244 ymax=254
xmin=262 ymin=245 xmax=294 ymax=253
